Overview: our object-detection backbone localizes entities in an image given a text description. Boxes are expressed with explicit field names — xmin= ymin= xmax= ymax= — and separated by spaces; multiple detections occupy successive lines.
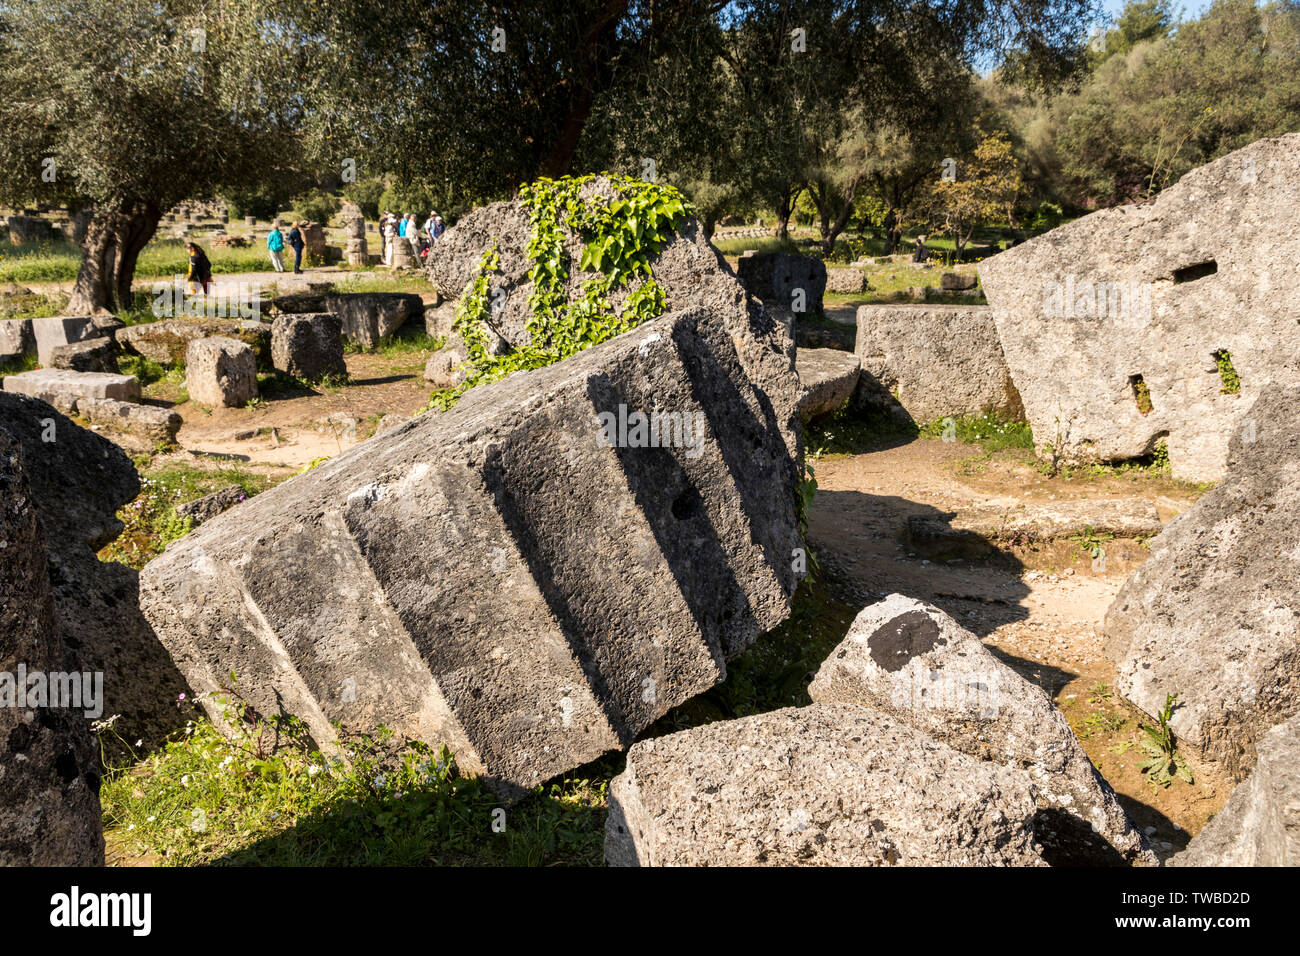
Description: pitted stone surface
xmin=979 ymin=134 xmax=1300 ymax=482
xmin=140 ymin=306 xmax=801 ymax=792
xmin=1104 ymin=386 xmax=1300 ymax=780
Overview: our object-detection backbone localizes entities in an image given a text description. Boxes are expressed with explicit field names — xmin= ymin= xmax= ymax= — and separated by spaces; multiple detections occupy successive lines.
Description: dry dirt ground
xmin=807 ymin=437 xmax=1231 ymax=861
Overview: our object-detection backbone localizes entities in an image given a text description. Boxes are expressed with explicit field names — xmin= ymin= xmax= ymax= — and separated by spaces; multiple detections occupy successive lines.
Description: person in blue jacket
xmin=266 ymin=222 xmax=286 ymax=273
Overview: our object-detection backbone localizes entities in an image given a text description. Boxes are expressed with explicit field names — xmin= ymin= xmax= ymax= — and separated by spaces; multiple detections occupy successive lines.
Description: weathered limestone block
xmin=1 ymin=318 xmax=35 ymax=362
xmin=0 ymin=428 xmax=105 ymax=866
xmin=1173 ymin=715 xmax=1300 ymax=866
xmin=605 ymin=703 xmax=1044 ymax=866
xmin=423 ymin=346 xmax=467 ymax=389
xmin=274 ymin=292 xmax=424 ymax=349
xmin=186 ymin=337 xmax=258 ymax=408
xmin=796 ymin=347 xmax=860 ymax=423
xmin=424 ymin=177 xmax=799 ymax=456
xmin=6 ymin=215 xmax=56 ymax=246
xmin=271 ymin=313 xmax=346 ymax=382
xmin=50 ymin=338 xmax=118 ymax=374
xmin=907 ymin=498 xmax=1163 ymax=560
xmin=941 ymin=271 xmax=979 ymax=291
xmin=175 ymin=485 xmax=247 ymax=526
xmin=853 ymin=304 xmax=1022 ymax=424
xmin=826 ymin=267 xmax=867 ymax=294
xmin=0 ymin=393 xmax=190 ymax=755
xmin=119 ymin=319 xmax=271 ymax=368
xmin=139 ymin=306 xmax=801 ymax=793
xmin=1104 ymin=387 xmax=1300 ymax=780
xmin=75 ymin=397 xmax=182 ymax=445
xmin=979 ymin=134 xmax=1300 ymax=482
xmin=2 ymin=368 xmax=141 ymax=403
xmin=809 ymin=595 xmax=1155 ymax=865
xmin=736 ymin=252 xmax=827 ymax=314
xmin=30 ymin=316 xmax=98 ymax=367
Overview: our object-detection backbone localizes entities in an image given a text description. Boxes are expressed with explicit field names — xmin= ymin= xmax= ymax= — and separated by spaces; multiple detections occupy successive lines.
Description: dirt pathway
xmin=805 ymin=436 xmax=1230 ymax=860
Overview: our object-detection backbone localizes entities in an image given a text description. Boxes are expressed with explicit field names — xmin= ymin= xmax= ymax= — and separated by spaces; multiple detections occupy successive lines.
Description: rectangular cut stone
xmin=139 ymin=306 xmax=801 ymax=790
xmin=979 ymin=134 xmax=1300 ymax=482
xmin=30 ymin=316 xmax=97 ymax=366
xmin=2 ymin=368 xmax=140 ymax=402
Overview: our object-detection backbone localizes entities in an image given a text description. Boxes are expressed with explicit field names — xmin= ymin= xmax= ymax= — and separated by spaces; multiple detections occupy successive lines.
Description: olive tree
xmin=0 ymin=0 xmax=307 ymax=313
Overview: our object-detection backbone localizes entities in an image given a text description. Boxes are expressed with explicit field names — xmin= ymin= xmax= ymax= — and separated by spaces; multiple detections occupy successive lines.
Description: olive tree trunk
xmin=65 ymin=200 xmax=162 ymax=315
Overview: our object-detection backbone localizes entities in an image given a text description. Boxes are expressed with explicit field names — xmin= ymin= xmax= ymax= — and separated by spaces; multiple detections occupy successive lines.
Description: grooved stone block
xmin=2 ymin=368 xmax=140 ymax=403
xmin=139 ymin=306 xmax=801 ymax=792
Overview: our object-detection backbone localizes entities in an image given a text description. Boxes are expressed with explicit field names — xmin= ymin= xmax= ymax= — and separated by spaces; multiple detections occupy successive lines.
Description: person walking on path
xmin=266 ymin=222 xmax=286 ymax=273
xmin=185 ymin=242 xmax=213 ymax=295
xmin=286 ymin=221 xmax=306 ymax=274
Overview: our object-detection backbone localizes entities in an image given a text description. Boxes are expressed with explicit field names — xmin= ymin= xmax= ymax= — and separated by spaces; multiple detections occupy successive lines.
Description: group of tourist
xmin=380 ymin=210 xmax=445 ymax=267
xmin=265 ymin=221 xmax=307 ymax=274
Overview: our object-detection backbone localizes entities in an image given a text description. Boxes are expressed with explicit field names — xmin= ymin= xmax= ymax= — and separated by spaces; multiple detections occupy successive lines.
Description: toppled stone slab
xmin=1104 ymin=386 xmax=1300 ymax=780
xmin=175 ymin=485 xmax=248 ymax=526
xmin=826 ymin=267 xmax=867 ymax=294
xmin=978 ymin=134 xmax=1300 ymax=483
xmin=605 ymin=703 xmax=1044 ymax=866
xmin=1173 ymin=715 xmax=1300 ymax=866
xmin=0 ymin=428 xmax=105 ymax=865
xmin=1 ymin=318 xmax=34 ymax=361
xmin=0 ymin=393 xmax=190 ymax=755
xmin=808 ymin=595 xmax=1155 ymax=865
xmin=907 ymin=498 xmax=1163 ymax=559
xmin=271 ymin=313 xmax=346 ymax=382
xmin=76 ymin=397 xmax=182 ymax=445
xmin=50 ymin=337 xmax=118 ymax=373
xmin=796 ymin=347 xmax=860 ymax=423
xmin=736 ymin=252 xmax=827 ymax=314
xmin=139 ymin=306 xmax=801 ymax=793
xmin=30 ymin=316 xmax=98 ymax=367
xmin=274 ymin=292 xmax=425 ymax=349
xmin=186 ymin=337 xmax=258 ymax=408
xmin=853 ymin=304 xmax=1023 ymax=424
xmin=2 ymin=368 xmax=141 ymax=403
xmin=119 ymin=319 xmax=271 ymax=367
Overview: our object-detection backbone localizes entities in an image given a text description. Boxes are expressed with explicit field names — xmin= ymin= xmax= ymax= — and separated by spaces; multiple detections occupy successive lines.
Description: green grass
xmin=710 ymin=236 xmax=801 ymax=256
xmin=330 ymin=273 xmax=435 ymax=296
xmin=0 ymin=351 xmax=40 ymax=378
xmin=99 ymin=463 xmax=278 ymax=570
xmin=0 ymin=236 xmax=282 ymax=285
xmin=806 ymin=402 xmax=919 ymax=459
xmin=918 ymin=411 xmax=1035 ymax=455
xmin=98 ymin=560 xmax=859 ymax=866
xmin=99 ymin=711 xmax=608 ymax=866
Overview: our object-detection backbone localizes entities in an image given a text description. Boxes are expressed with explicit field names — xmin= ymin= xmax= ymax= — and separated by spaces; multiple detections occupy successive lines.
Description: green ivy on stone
xmin=426 ymin=174 xmax=692 ymax=411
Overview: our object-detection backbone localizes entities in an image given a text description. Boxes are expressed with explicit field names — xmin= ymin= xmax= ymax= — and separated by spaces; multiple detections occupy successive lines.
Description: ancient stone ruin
xmin=853 ymin=304 xmax=1022 ymax=424
xmin=979 ymin=133 xmax=1300 ymax=482
xmin=140 ymin=303 xmax=803 ymax=792
xmin=0 ymin=428 xmax=105 ymax=865
xmin=607 ymin=596 xmax=1152 ymax=866
xmin=1104 ymin=385 xmax=1300 ymax=781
